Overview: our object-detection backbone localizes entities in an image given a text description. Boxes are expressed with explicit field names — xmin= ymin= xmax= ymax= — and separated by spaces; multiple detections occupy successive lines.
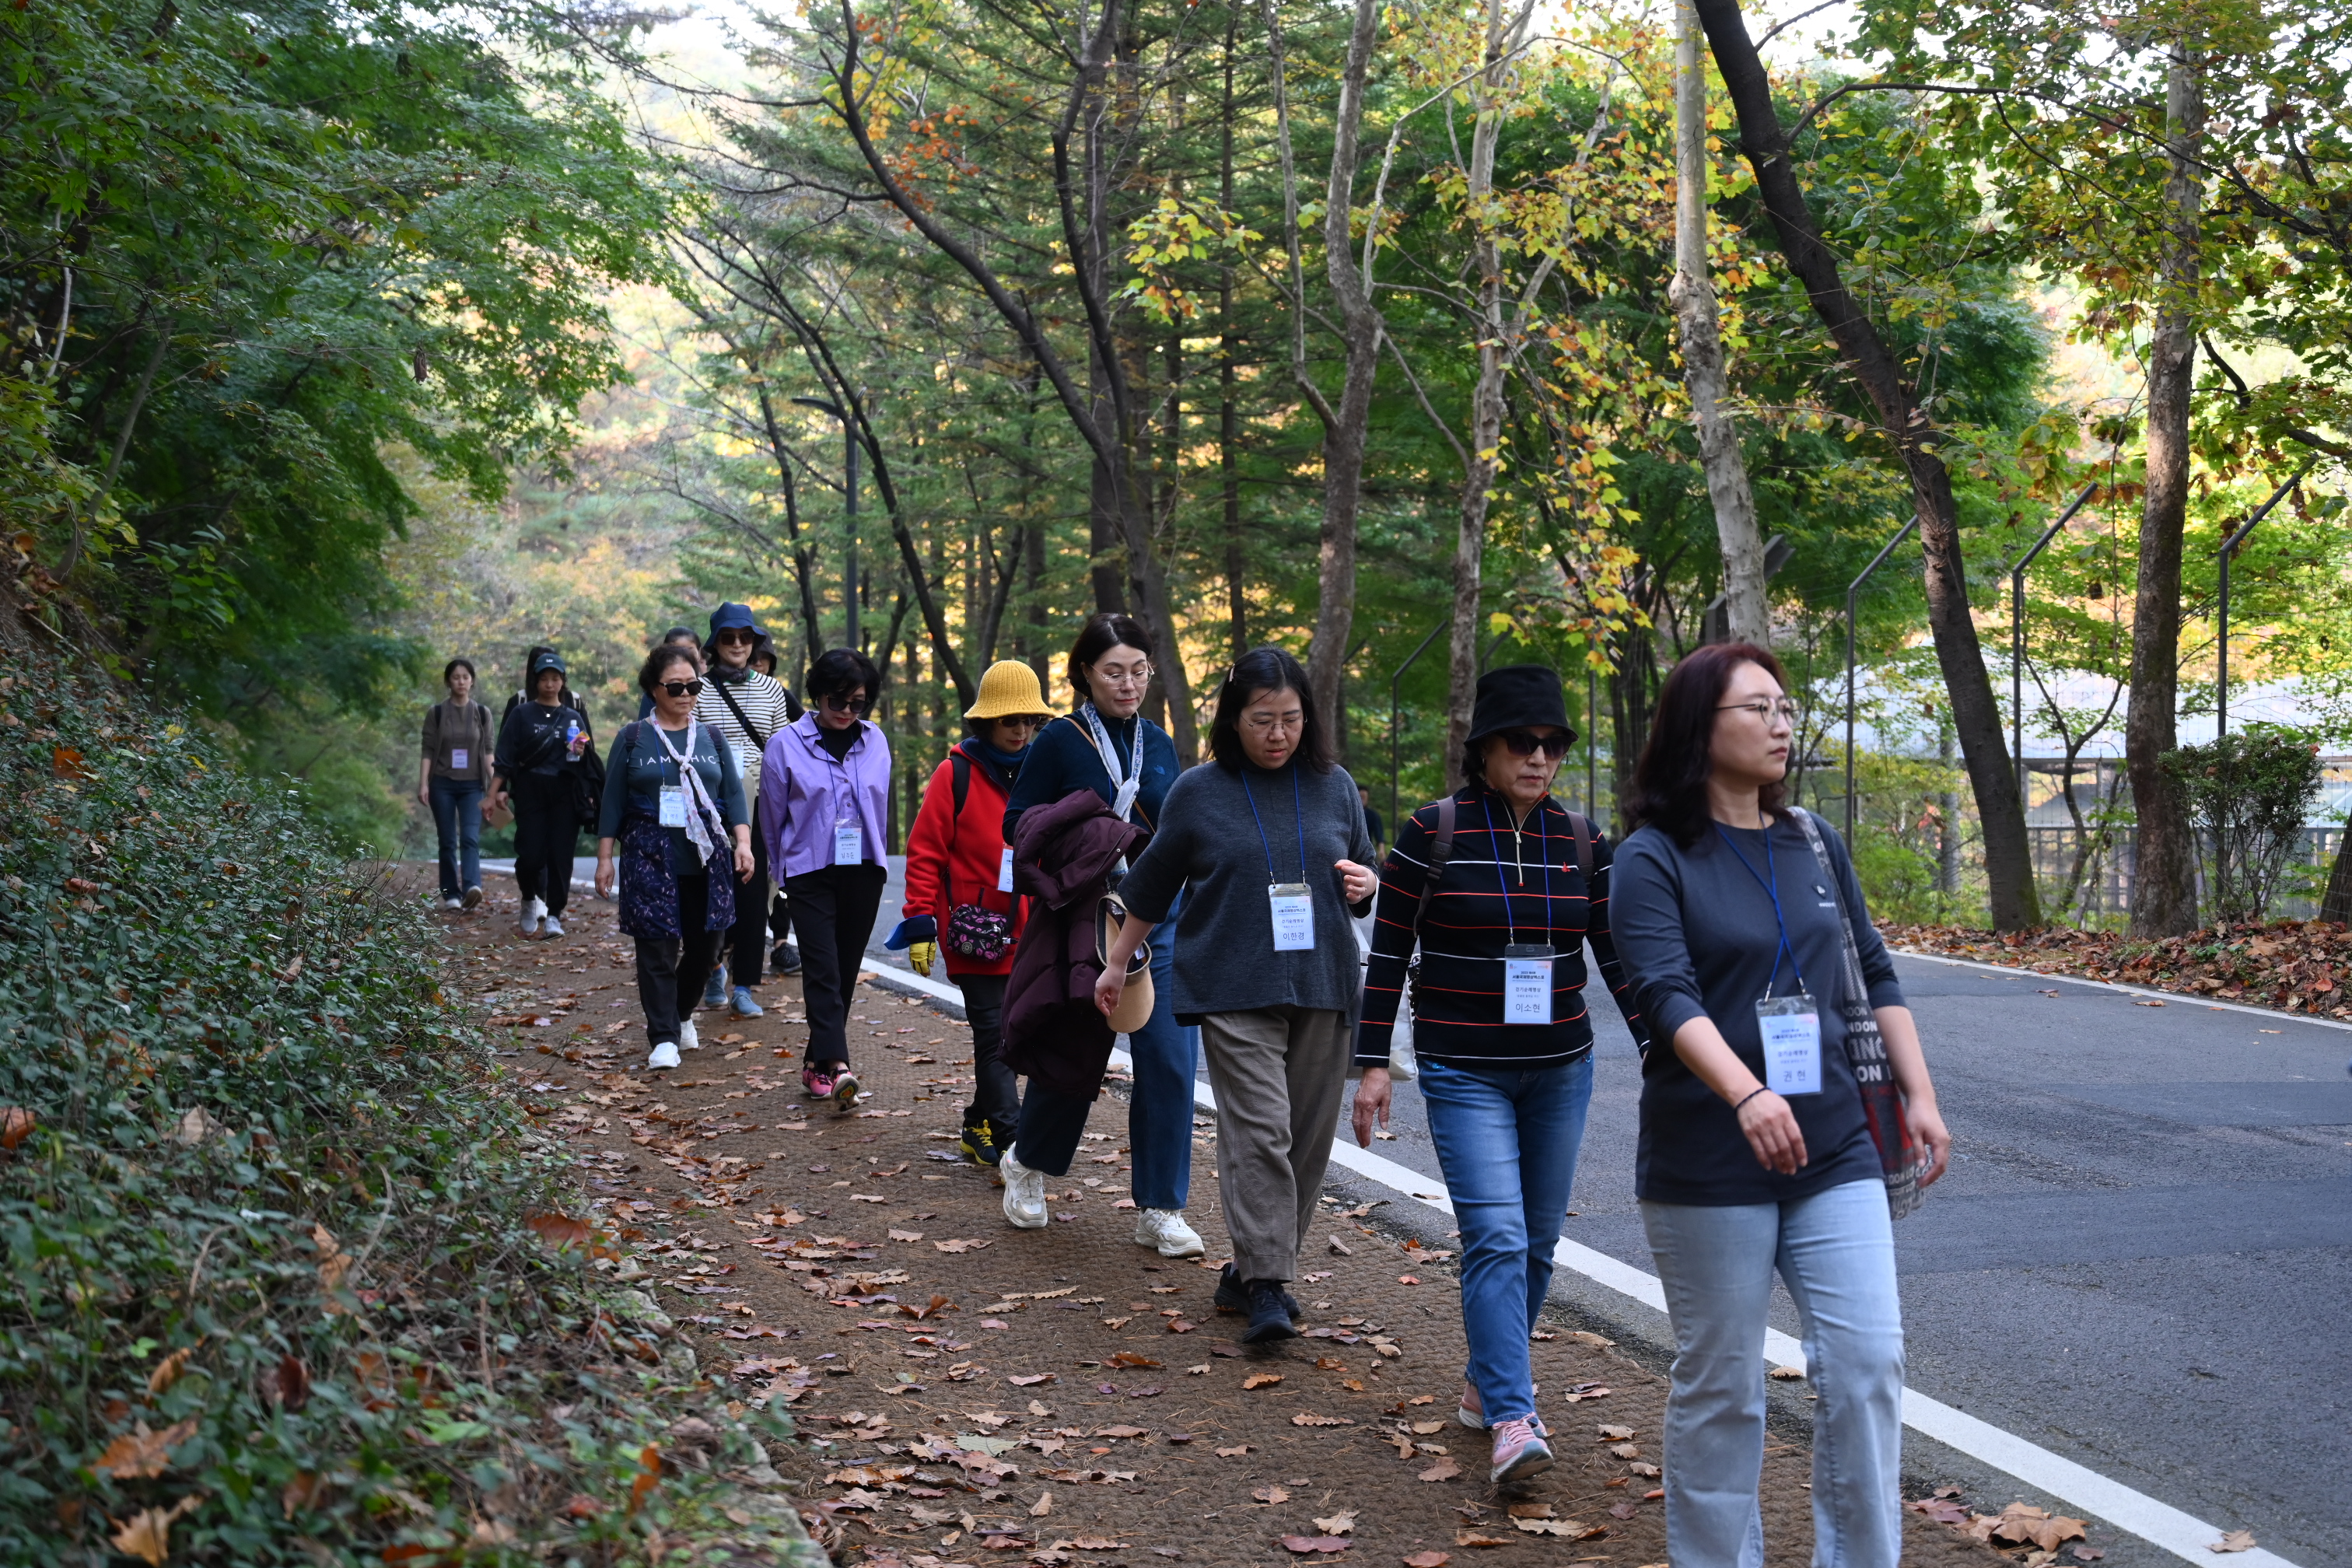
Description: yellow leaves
xmin=145 ymin=1344 xmax=198 ymax=1396
xmin=95 ymin=1419 xmax=198 ymax=1479
xmin=110 ymin=1495 xmax=202 ymax=1566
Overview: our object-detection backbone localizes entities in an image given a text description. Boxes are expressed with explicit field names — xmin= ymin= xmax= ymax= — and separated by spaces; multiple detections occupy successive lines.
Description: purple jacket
xmin=758 ymin=715 xmax=892 ymax=880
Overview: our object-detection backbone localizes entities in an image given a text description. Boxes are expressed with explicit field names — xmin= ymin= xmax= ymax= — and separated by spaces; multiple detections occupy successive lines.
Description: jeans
xmin=726 ymin=799 xmax=772 ymax=988
xmin=784 ymin=863 xmax=887 ymax=1066
xmin=1012 ymin=892 xmax=1198 ymax=1206
xmin=1197 ymin=1006 xmax=1350 ymax=1283
xmin=956 ymin=972 xmax=1018 ymax=1130
xmin=510 ymin=772 xmax=577 ymax=919
xmin=429 ymin=775 xmax=484 ymax=899
xmin=1640 ymin=1178 xmax=1904 ymax=1568
xmin=633 ymin=874 xmax=725 ymax=1045
xmin=1419 ymin=1055 xmax=1594 ymax=1424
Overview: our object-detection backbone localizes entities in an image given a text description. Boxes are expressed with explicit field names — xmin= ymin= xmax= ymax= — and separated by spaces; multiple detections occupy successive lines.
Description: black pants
xmin=956 ymin=972 xmax=1018 ymax=1131
xmin=726 ymin=800 xmax=772 ymax=989
xmin=785 ymin=863 xmax=887 ymax=1066
xmin=512 ymin=772 xmax=577 ymax=919
xmin=635 ymin=875 xmax=725 ymax=1045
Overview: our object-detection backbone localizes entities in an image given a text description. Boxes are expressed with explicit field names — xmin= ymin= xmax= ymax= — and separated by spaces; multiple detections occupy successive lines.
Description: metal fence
xmin=2026 ymin=824 xmax=2345 ymax=922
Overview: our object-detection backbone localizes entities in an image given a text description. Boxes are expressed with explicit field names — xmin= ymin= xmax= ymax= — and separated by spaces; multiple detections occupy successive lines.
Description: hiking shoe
xmin=730 ymin=986 xmax=765 ymax=1018
xmin=959 ymin=1116 xmax=1004 ymax=1167
xmin=701 ymin=970 xmax=728 ymax=1010
xmin=999 ymin=1146 xmax=1048 ymax=1229
xmin=1488 ymin=1416 xmax=1555 ymax=1485
xmin=1133 ymin=1208 xmax=1205 ymax=1258
xmin=772 ymin=940 xmax=803 ymax=976
xmin=462 ymin=885 xmax=484 ymax=910
xmin=1241 ymin=1279 xmax=1297 ymax=1344
xmin=678 ymin=1018 xmax=700 ymax=1052
xmin=1213 ymin=1262 xmax=1300 ymax=1321
xmin=1458 ymin=1381 xmax=1545 ymax=1433
xmin=647 ymin=1039 xmax=682 ymax=1070
xmin=541 ymin=914 xmax=564 ymax=938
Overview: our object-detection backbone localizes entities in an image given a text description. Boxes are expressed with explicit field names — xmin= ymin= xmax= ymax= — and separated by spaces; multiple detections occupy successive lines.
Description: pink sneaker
xmin=1458 ymin=1380 xmax=1545 ymax=1433
xmin=802 ymin=1062 xmax=859 ymax=1113
xmin=1487 ymin=1416 xmax=1555 ymax=1485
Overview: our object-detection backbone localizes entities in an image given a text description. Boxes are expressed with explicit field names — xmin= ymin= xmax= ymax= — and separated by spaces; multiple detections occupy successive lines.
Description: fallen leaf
xmin=0 ymin=1106 xmax=33 ymax=1150
xmin=259 ymin=1353 xmax=310 ymax=1412
xmin=1419 ymin=1458 xmax=1461 ymax=1482
xmin=1242 ymin=1373 xmax=1283 ymax=1390
xmin=2071 ymin=1549 xmax=2106 ymax=1562
xmin=1454 ymin=1531 xmax=1511 ymax=1548
xmin=1186 ymin=1363 xmax=1210 ymax=1374
xmin=1109 ymin=1352 xmax=1161 ymax=1368
xmin=1293 ymin=1412 xmax=1352 ymax=1426
xmin=109 ymin=1496 xmax=201 ymax=1566
xmin=1768 ymin=1365 xmax=1806 ymax=1381
xmin=1031 ymin=1491 xmax=1053 ymax=1517
xmin=1094 ymin=1425 xmax=1147 ymax=1439
xmin=1596 ymin=1424 xmax=1634 ymax=1440
xmin=1312 ymin=1510 xmax=1357 ymax=1535
xmin=935 ymin=1238 xmax=994 ymax=1254
xmin=145 ymin=1346 xmax=198 ymax=1395
xmin=2210 ymin=1532 xmax=2256 ymax=1555
xmin=1610 ymin=1503 xmax=1639 ymax=1520
xmin=96 ymin=1419 xmax=199 ymax=1479
xmin=889 ymin=1228 xmax=924 ymax=1241
xmin=1071 ymin=1539 xmax=1127 ymax=1551
xmin=1327 ymin=1236 xmax=1353 ymax=1255
xmin=1404 ymin=1554 xmax=1451 ymax=1567
xmin=1216 ymin=1445 xmax=1251 ymax=1457
xmin=525 ymin=1212 xmax=593 ymax=1250
xmin=1515 ymin=1519 xmax=1580 ymax=1536
xmin=1315 ymin=1357 xmax=1347 ymax=1371
xmin=1398 ymin=1274 xmax=1421 ymax=1285
xmin=1255 ymin=1486 xmax=1291 ymax=1504
xmin=1009 ymin=1374 xmax=1056 ymax=1387
xmin=1279 ymin=1535 xmax=1352 ymax=1555
xmin=1506 ymin=1504 xmax=1553 ymax=1520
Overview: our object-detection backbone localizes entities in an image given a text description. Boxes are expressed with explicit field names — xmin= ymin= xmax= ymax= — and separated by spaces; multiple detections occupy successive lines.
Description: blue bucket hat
xmin=709 ymin=602 xmax=763 ymax=640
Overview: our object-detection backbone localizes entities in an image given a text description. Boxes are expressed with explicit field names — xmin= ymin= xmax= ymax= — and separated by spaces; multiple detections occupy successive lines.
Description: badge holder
xmin=1755 ymin=992 xmax=1822 ymax=1096
xmin=658 ymin=785 xmax=687 ymax=828
xmin=1502 ymin=942 xmax=1555 ymax=1025
xmin=833 ymin=817 xmax=863 ymax=866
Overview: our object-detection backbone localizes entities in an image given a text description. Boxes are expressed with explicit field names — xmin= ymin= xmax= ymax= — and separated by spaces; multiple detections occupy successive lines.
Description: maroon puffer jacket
xmin=1001 ymin=789 xmax=1150 ymax=1098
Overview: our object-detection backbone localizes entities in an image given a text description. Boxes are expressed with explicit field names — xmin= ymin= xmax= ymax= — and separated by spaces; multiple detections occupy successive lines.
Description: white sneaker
xmin=443 ymin=898 xmax=464 ymax=911
xmin=999 ymin=1147 xmax=1048 ymax=1230
xmin=678 ymin=1018 xmax=700 ymax=1051
xmin=518 ymin=897 xmax=545 ymax=936
xmin=647 ymin=1040 xmax=681 ymax=1069
xmin=1133 ymin=1208 xmax=1205 ymax=1258
xmin=541 ymin=914 xmax=564 ymax=938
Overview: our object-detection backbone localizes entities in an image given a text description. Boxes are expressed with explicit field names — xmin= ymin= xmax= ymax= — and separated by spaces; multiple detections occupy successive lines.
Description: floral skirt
xmin=616 ymin=811 xmax=733 ymax=938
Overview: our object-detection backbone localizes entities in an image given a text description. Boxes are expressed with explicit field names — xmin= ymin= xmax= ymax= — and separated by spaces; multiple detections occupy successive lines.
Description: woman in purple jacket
xmin=758 ymin=648 xmax=892 ymax=1112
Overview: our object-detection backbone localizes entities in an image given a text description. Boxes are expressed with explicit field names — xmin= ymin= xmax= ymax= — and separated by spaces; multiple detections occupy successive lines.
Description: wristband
xmin=1733 ymin=1086 xmax=1773 ymax=1113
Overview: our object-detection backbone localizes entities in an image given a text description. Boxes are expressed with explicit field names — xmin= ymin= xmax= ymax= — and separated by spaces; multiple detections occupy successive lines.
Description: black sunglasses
xmin=819 ymin=691 xmax=872 ymax=715
xmin=660 ymin=678 xmax=705 ymax=698
xmin=1496 ymin=728 xmax=1572 ymax=759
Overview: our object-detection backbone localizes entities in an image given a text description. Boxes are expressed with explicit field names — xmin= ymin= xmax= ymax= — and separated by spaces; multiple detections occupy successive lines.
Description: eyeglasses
xmin=660 ymin=678 xmax=705 ymax=698
xmin=995 ymin=715 xmax=1047 ymax=730
xmin=712 ymin=629 xmax=755 ymax=646
xmin=1496 ymin=728 xmax=1571 ymax=759
xmin=1241 ymin=712 xmax=1301 ymax=735
xmin=819 ymin=691 xmax=873 ymax=715
xmin=1090 ymin=663 xmax=1153 ymax=689
xmin=1718 ymin=698 xmax=1799 ymax=723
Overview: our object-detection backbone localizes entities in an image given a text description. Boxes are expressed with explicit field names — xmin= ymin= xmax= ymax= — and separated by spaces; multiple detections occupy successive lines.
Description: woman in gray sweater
xmin=1094 ymin=647 xmax=1377 ymax=1343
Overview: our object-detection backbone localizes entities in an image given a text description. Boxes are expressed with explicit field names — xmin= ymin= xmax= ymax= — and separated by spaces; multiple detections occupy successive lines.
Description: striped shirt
xmin=695 ymin=668 xmax=795 ymax=803
xmin=1354 ymin=785 xmax=1647 ymax=1069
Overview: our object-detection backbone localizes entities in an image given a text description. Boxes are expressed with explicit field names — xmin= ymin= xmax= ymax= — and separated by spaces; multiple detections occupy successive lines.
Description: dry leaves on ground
xmin=1885 ymin=919 xmax=2352 ymax=1017
xmin=2210 ymin=1531 xmax=2257 ymax=1554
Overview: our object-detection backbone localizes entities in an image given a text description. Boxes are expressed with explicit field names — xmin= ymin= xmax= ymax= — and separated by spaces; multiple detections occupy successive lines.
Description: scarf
xmin=650 ymin=718 xmax=728 ymax=867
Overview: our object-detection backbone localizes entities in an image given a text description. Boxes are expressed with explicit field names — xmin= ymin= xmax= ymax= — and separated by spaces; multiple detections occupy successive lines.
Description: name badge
xmin=834 ymin=821 xmax=863 ymax=866
xmin=1756 ymin=993 xmax=1822 ymax=1096
xmin=1503 ymin=943 xmax=1554 ymax=1025
xmin=1269 ymin=882 xmax=1314 ymax=951
xmin=658 ymin=786 xmax=687 ymax=828
xmin=450 ymin=747 xmax=468 ymax=771
xmin=999 ymin=845 xmax=1016 ymax=893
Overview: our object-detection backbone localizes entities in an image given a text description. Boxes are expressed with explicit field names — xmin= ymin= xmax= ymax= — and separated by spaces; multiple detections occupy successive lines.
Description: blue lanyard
xmin=1713 ymin=821 xmax=1806 ymax=998
xmin=1241 ymin=766 xmax=1307 ymax=883
xmin=1479 ymin=793 xmax=1554 ymax=947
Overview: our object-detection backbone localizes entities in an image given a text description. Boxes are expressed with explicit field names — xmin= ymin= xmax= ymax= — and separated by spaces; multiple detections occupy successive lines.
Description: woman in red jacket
xmin=888 ymin=660 xmax=1053 ymax=1164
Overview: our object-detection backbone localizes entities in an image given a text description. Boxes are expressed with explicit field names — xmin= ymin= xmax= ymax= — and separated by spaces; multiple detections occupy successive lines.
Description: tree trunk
xmin=2127 ymin=40 xmax=2205 ymax=936
xmin=1692 ymin=0 xmax=2041 ymax=928
xmin=2319 ymin=820 xmax=2352 ymax=926
xmin=1671 ymin=0 xmax=1766 ymax=649
xmin=1220 ymin=17 xmax=1248 ymax=662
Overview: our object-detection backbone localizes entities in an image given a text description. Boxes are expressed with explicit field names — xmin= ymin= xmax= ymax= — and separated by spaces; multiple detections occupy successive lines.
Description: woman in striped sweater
xmin=1351 ymin=665 xmax=1647 ymax=1486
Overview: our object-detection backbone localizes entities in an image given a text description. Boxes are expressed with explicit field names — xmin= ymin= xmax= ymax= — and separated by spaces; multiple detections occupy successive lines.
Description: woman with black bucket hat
xmin=1350 ymin=664 xmax=1647 ymax=1485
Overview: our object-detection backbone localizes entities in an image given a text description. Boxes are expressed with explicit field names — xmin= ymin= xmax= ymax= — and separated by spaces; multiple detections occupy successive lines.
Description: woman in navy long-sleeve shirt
xmin=994 ymin=613 xmax=1201 ymax=1264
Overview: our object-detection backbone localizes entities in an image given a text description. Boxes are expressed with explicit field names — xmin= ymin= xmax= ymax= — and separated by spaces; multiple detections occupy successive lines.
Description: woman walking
xmin=759 ymin=648 xmax=891 ymax=1113
xmin=999 ymin=613 xmax=1202 ymax=1259
xmin=1090 ymin=647 xmax=1377 ymax=1337
xmin=696 ymin=602 xmax=797 ymax=1020
xmin=418 ymin=657 xmax=492 ymax=911
xmin=891 ymin=660 xmax=1052 ymax=1166
xmin=1350 ymin=665 xmax=1648 ymax=1483
xmin=1608 ymin=642 xmax=1949 ymax=1568
xmin=492 ymin=649 xmax=595 ymax=939
xmin=593 ymin=645 xmax=754 ymax=1070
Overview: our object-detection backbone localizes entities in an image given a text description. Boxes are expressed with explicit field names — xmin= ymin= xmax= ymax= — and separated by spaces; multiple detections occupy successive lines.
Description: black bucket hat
xmin=1466 ymin=664 xmax=1576 ymax=747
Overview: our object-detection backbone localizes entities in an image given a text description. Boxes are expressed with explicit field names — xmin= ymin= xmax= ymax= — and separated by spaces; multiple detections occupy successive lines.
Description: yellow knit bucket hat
xmin=964 ymin=659 xmax=1053 ymax=722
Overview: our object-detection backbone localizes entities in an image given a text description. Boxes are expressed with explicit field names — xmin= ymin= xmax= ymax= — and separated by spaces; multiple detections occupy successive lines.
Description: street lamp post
xmin=1845 ymin=515 xmax=1920 ymax=842
xmin=791 ymin=397 xmax=859 ymax=649
xmin=2214 ymin=466 xmax=2310 ymax=737
xmin=2007 ymin=484 xmax=2098 ymax=812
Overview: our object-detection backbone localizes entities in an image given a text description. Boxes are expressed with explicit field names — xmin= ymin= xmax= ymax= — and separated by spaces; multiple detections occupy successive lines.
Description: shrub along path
xmin=456 ymin=891 xmax=2011 ymax=1568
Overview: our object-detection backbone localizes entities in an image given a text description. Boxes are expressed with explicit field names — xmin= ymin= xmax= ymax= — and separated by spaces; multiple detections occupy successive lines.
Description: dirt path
xmin=444 ymin=884 xmax=2007 ymax=1568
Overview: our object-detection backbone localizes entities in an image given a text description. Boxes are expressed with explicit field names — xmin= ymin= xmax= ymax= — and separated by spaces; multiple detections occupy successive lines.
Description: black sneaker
xmin=959 ymin=1113 xmax=1004 ymax=1167
xmin=1213 ymin=1261 xmax=1300 ymax=1321
xmin=772 ymin=940 xmax=803 ymax=976
xmin=1241 ymin=1279 xmax=1298 ymax=1344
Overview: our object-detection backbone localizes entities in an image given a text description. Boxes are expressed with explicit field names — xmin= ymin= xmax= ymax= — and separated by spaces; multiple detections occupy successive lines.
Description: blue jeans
xmin=429 ymin=776 xmax=484 ymax=899
xmin=1419 ymin=1055 xmax=1593 ymax=1424
xmin=1013 ymin=891 xmax=1197 ymax=1210
xmin=1640 ymin=1178 xmax=1903 ymax=1568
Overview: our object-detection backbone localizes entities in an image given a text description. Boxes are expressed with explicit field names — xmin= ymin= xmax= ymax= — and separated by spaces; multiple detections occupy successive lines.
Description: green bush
xmin=0 ymin=663 xmax=808 ymax=1563
xmin=2162 ymin=727 xmax=2324 ymax=925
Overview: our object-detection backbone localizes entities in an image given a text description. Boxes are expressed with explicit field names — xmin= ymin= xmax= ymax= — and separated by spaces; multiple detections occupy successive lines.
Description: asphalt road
xmin=847 ymin=856 xmax=2352 ymax=1563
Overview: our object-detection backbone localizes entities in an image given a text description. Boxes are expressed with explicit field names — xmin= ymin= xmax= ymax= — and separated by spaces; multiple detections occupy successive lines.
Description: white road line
xmin=859 ymin=959 xmax=2300 ymax=1567
xmin=1893 ymin=945 xmax=2352 ymax=1035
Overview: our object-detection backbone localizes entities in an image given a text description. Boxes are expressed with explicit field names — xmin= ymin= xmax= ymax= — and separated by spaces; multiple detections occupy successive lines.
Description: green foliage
xmin=2162 ymin=726 xmax=2325 ymax=923
xmin=0 ymin=658 xmax=805 ymax=1562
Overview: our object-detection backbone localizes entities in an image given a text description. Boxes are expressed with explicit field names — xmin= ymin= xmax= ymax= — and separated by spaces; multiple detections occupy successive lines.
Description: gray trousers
xmin=1198 ymin=1006 xmax=1351 ymax=1283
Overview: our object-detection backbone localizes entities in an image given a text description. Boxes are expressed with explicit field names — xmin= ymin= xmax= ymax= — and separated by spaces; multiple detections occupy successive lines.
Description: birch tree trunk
xmin=2126 ymin=40 xmax=2205 ymax=936
xmin=1669 ymin=0 xmax=1766 ymax=649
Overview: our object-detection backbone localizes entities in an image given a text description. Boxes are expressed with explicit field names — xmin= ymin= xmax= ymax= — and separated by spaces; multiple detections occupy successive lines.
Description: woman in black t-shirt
xmin=492 ymin=649 xmax=594 ymax=940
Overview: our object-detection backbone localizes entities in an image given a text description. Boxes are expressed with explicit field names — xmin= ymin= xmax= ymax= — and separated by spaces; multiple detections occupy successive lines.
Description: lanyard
xmin=1079 ymin=703 xmax=1145 ymax=821
xmin=1479 ymin=792 xmax=1554 ymax=947
xmin=1241 ymin=765 xmax=1307 ymax=883
xmin=1714 ymin=821 xmax=1806 ymax=997
xmin=652 ymin=719 xmax=724 ymax=863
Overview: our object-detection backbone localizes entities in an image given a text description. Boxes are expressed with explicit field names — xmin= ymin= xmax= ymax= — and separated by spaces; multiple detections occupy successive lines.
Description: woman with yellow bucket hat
xmin=887 ymin=660 xmax=1054 ymax=1164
